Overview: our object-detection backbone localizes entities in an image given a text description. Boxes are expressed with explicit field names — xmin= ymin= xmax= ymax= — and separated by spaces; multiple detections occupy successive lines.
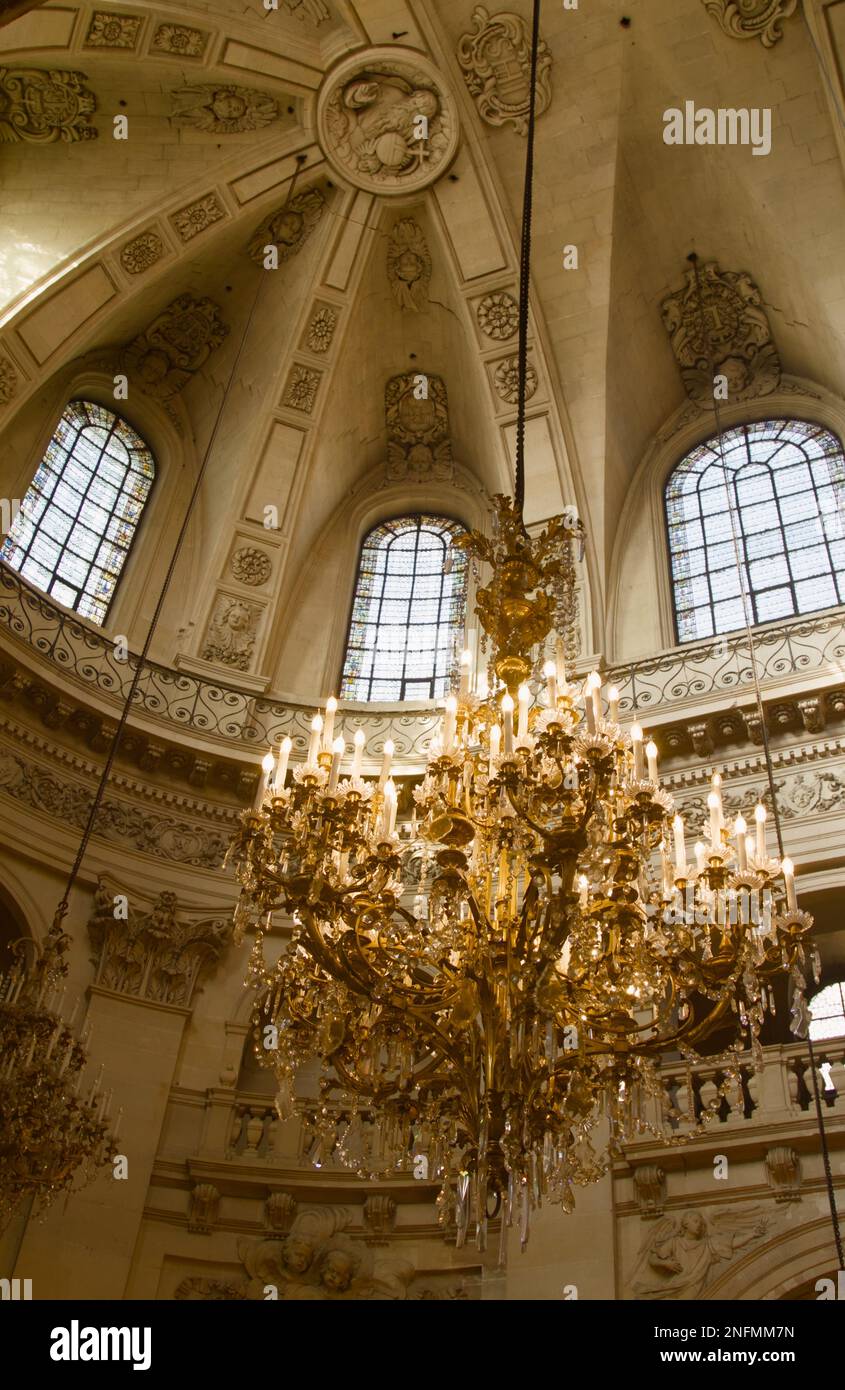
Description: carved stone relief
xmin=84 ymin=12 xmax=143 ymax=49
xmin=231 ymin=547 xmax=272 ymax=587
xmin=317 ymin=49 xmax=459 ymax=194
xmin=630 ymin=1206 xmax=771 ymax=1299
xmin=151 ymin=24 xmax=208 ymax=58
xmin=305 ymin=305 xmax=338 ymax=353
xmin=171 ymin=85 xmax=280 ymax=133
xmin=477 ymin=290 xmax=518 ymax=340
xmin=188 ymin=1184 xmax=220 ymax=1233
xmin=88 ymin=875 xmax=231 ymax=1006
xmin=171 ymin=193 xmax=227 ymax=242
xmin=457 ymin=7 xmax=553 ymax=134
xmin=247 ymin=188 xmax=326 ymax=266
xmin=676 ymin=769 xmax=845 ymax=827
xmin=0 ymin=68 xmax=97 ymax=143
xmin=202 ymin=596 xmax=261 ymax=672
xmin=494 ymin=354 xmax=537 ymax=405
xmin=765 ymin=1145 xmax=802 ymax=1202
xmin=283 ymin=365 xmax=321 ymax=413
xmin=283 ymin=0 xmax=331 ymax=22
xmin=123 ymin=294 xmax=228 ymax=401
xmin=633 ymin=1165 xmax=667 ymax=1219
xmin=387 ymin=219 xmax=431 ymax=312
xmin=120 ymin=231 xmax=164 ymax=275
xmin=661 ymin=262 xmax=781 ymax=407
xmin=385 ymin=372 xmax=453 ymax=482
xmin=0 ymin=355 xmax=19 ymax=404
xmin=702 ymin=0 xmax=798 ymax=47
xmin=265 ymin=1192 xmax=297 ymax=1233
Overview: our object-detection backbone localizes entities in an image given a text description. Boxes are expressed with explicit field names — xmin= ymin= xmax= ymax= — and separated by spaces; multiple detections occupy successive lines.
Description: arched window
xmin=340 ymin=515 xmax=468 ymax=703
xmin=809 ymin=982 xmax=845 ymax=1042
xmin=665 ymin=420 xmax=845 ymax=642
xmin=1 ymin=400 xmax=155 ymax=626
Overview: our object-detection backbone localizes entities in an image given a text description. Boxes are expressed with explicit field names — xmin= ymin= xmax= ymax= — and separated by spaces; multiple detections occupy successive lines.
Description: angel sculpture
xmin=631 ymin=1207 xmax=770 ymax=1300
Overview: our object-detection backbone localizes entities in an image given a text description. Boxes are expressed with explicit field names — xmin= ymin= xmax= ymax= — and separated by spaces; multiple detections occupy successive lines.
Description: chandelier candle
xmin=646 ymin=740 xmax=659 ymax=787
xmin=608 ymin=685 xmax=620 ymax=723
xmin=275 ymin=737 xmax=292 ymax=791
xmin=755 ymin=803 xmax=767 ymax=862
xmin=323 ymin=697 xmax=338 ymax=751
xmin=517 ymin=684 xmax=530 ymax=740
xmin=307 ymin=715 xmax=323 ymax=769
xmin=630 ymin=723 xmax=644 ymax=778
xmin=735 ymin=815 xmax=748 ymax=871
xmin=502 ymin=693 xmax=515 ymax=756
xmin=379 ymin=739 xmax=395 ymax=786
xmin=489 ymin=723 xmax=501 ymax=776
xmin=588 ymin=671 xmax=602 ymax=727
xmin=253 ymin=753 xmax=275 ymax=810
xmin=328 ymin=738 xmax=345 ymax=793
xmin=672 ymin=814 xmax=687 ymax=875
xmin=543 ymin=660 xmax=558 ymax=707
xmin=352 ymin=728 xmax=366 ymax=779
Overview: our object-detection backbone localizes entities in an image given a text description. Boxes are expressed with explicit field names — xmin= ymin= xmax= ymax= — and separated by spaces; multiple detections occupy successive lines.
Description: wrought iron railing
xmin=1 ymin=561 xmax=843 ymax=760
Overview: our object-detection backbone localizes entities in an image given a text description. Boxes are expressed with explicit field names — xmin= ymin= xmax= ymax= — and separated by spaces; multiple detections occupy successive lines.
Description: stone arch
xmin=706 ymin=1213 xmax=844 ymax=1301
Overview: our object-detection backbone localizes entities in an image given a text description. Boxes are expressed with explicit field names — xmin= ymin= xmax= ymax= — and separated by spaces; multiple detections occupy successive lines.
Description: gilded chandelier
xmin=227 ymin=495 xmax=816 ymax=1253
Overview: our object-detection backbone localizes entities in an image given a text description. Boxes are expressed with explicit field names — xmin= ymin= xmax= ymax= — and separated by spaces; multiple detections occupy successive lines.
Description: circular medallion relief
xmin=316 ymin=48 xmax=459 ymax=195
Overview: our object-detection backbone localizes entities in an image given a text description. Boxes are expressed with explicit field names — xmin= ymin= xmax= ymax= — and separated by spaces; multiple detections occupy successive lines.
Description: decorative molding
xmin=477 ymin=290 xmax=518 ymax=341
xmin=316 ymin=48 xmax=459 ymax=195
xmin=305 ymin=305 xmax=338 ymax=353
xmin=661 ymin=262 xmax=780 ymax=408
xmin=631 ymin=1206 xmax=771 ymax=1299
xmin=119 ymin=230 xmax=165 ymax=276
xmin=170 ymin=85 xmax=280 ymax=134
xmin=247 ymin=188 xmax=326 ymax=266
xmin=701 ymin=0 xmax=798 ymax=48
xmin=385 ymin=372 xmax=453 ymax=482
xmin=765 ymin=1145 xmax=802 ymax=1202
xmin=633 ymin=1165 xmax=667 ymax=1219
xmin=0 ymin=68 xmax=97 ymax=143
xmin=283 ymin=0 xmax=331 ymax=23
xmin=89 ymin=876 xmax=231 ymax=1007
xmin=457 ymin=6 xmax=553 ymax=135
xmin=283 ymin=364 xmax=321 ymax=413
xmin=123 ymin=294 xmax=228 ymax=401
xmin=84 ymin=12 xmax=142 ymax=49
xmin=188 ymin=1184 xmax=220 ymax=1233
xmin=201 ymin=596 xmax=261 ymax=672
xmin=493 ymin=354 xmax=537 ymax=405
xmin=0 ymin=355 xmax=19 ymax=405
xmin=387 ymin=219 xmax=431 ymax=312
xmin=151 ymin=24 xmax=208 ymax=59
xmin=170 ymin=193 xmax=227 ymax=243
xmin=265 ymin=1191 xmax=298 ymax=1233
xmin=363 ymin=1195 xmax=396 ymax=1245
xmin=231 ymin=547 xmax=272 ymax=587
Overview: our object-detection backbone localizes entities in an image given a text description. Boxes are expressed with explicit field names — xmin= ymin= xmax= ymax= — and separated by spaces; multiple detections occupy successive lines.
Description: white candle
xmin=502 ymin=694 xmax=514 ymax=757
xmin=694 ymin=841 xmax=706 ymax=874
xmin=781 ymin=856 xmax=797 ymax=911
xmin=588 ymin=671 xmax=602 ymax=725
xmin=543 ymin=660 xmax=558 ymax=709
xmin=381 ymin=779 xmax=397 ymax=838
xmin=608 ymin=685 xmax=620 ymax=723
xmin=379 ymin=739 xmax=395 ymax=787
xmin=755 ymin=803 xmax=767 ymax=862
xmin=352 ymin=728 xmax=366 ymax=779
xmin=517 ymin=684 xmax=530 ymax=740
xmin=459 ymin=649 xmax=472 ymax=697
xmin=489 ymin=723 xmax=501 ymax=777
xmin=577 ymin=874 xmax=589 ymax=909
xmin=646 ymin=740 xmax=659 ymax=787
xmin=322 ymin=697 xmax=337 ymax=750
xmin=745 ymin=835 xmax=756 ymax=867
xmin=253 ymin=752 xmax=275 ymax=809
xmin=442 ymin=696 xmax=458 ymax=755
xmin=583 ymin=678 xmax=596 ymax=733
xmin=631 ymin=723 xmax=644 ymax=779
xmin=274 ymin=736 xmax=292 ymax=791
xmin=734 ymin=814 xmax=747 ymax=871
xmin=707 ymin=792 xmax=722 ymax=850
xmin=672 ymin=814 xmax=687 ymax=875
xmin=328 ymin=737 xmax=345 ymax=792
xmin=387 ymin=781 xmax=398 ymax=836
xmin=307 ymin=715 xmax=323 ymax=768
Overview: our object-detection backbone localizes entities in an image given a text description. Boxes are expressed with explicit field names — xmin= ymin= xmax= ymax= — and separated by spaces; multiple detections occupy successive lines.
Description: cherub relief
xmin=631 ymin=1207 xmax=770 ymax=1300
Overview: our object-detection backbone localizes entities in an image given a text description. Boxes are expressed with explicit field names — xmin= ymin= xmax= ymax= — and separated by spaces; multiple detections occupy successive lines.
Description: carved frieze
xmin=385 ymin=372 xmax=453 ymax=482
xmin=317 ymin=49 xmax=459 ymax=194
xmin=661 ymin=262 xmax=781 ymax=407
xmin=702 ymin=0 xmax=798 ymax=47
xmin=477 ymin=290 xmax=518 ymax=340
xmin=283 ymin=365 xmax=321 ymax=413
xmin=0 ymin=68 xmax=97 ymax=143
xmin=84 ymin=12 xmax=142 ymax=49
xmin=0 ymin=355 xmax=19 ymax=404
xmin=123 ymin=294 xmax=228 ymax=400
xmin=305 ymin=305 xmax=338 ymax=353
xmin=171 ymin=193 xmax=227 ymax=242
xmin=387 ymin=219 xmax=431 ymax=312
xmin=457 ymin=7 xmax=553 ymax=134
xmin=88 ymin=876 xmax=230 ymax=1007
xmin=631 ymin=1206 xmax=770 ymax=1299
xmin=171 ymin=85 xmax=280 ymax=133
xmin=151 ymin=24 xmax=208 ymax=58
xmin=202 ymin=596 xmax=261 ymax=672
xmin=231 ymin=547 xmax=272 ymax=587
xmin=247 ymin=188 xmax=326 ymax=266
xmin=120 ymin=231 xmax=164 ymax=275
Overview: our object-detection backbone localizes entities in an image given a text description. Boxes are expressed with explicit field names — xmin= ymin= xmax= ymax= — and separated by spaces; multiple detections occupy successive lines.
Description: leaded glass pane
xmin=666 ymin=421 xmax=845 ymax=641
xmin=340 ymin=515 xmax=468 ymax=702
xmin=0 ymin=400 xmax=155 ymax=625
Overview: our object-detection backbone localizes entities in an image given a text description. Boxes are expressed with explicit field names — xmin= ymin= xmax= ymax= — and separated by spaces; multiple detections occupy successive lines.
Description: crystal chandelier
xmin=0 ymin=920 xmax=120 ymax=1231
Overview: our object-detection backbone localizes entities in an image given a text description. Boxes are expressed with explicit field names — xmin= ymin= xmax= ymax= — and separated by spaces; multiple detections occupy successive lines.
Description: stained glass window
xmin=340 ymin=515 xmax=468 ymax=703
xmin=809 ymin=982 xmax=845 ymax=1042
xmin=0 ymin=400 xmax=155 ymax=626
xmin=665 ymin=420 xmax=845 ymax=642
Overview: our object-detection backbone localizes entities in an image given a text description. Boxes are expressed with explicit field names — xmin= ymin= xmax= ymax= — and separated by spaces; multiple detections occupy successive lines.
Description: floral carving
xmin=123 ymin=294 xmax=228 ymax=401
xmin=306 ymin=306 xmax=338 ymax=353
xmin=202 ymin=597 xmax=261 ymax=671
xmin=120 ymin=231 xmax=164 ymax=275
xmin=494 ymin=355 xmax=537 ymax=405
xmin=387 ymin=219 xmax=431 ymax=312
xmin=151 ymin=24 xmax=207 ymax=58
xmin=457 ymin=7 xmax=553 ymax=134
xmin=171 ymin=193 xmax=226 ymax=243
xmin=247 ymin=188 xmax=326 ymax=266
xmin=0 ymin=355 xmax=19 ymax=404
xmin=477 ymin=290 xmax=518 ymax=340
xmin=661 ymin=262 xmax=780 ymax=407
xmin=231 ymin=547 xmax=272 ymax=587
xmin=0 ymin=68 xmax=97 ymax=143
xmin=283 ymin=365 xmax=321 ymax=413
xmin=171 ymin=85 xmax=279 ymax=134
xmin=701 ymin=0 xmax=798 ymax=47
xmin=385 ymin=372 xmax=452 ymax=482
xmin=84 ymin=12 xmax=142 ymax=49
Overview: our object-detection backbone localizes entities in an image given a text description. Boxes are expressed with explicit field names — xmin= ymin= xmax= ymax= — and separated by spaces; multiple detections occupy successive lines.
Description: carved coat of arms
xmin=661 ymin=262 xmax=781 ymax=407
xmin=385 ymin=373 xmax=453 ymax=482
xmin=457 ymin=7 xmax=553 ymax=134
xmin=0 ymin=67 xmax=97 ymax=143
xmin=123 ymin=295 xmax=229 ymax=400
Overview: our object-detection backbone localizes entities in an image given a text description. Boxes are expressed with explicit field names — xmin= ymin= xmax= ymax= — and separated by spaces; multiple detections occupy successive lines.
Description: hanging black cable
xmin=514 ymin=0 xmax=542 ymax=520
xmin=689 ymin=251 xmax=843 ymax=1271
